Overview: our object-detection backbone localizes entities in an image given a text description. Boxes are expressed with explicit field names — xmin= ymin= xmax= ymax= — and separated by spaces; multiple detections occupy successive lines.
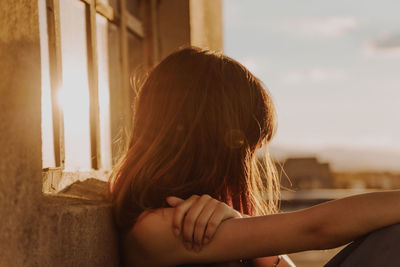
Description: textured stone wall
xmin=0 ymin=0 xmax=43 ymax=265
xmin=37 ymin=196 xmax=119 ymax=267
xmin=156 ymin=0 xmax=223 ymax=61
xmin=0 ymin=1 xmax=119 ymax=266
xmin=190 ymin=0 xmax=223 ymax=52
xmin=157 ymin=0 xmax=191 ymax=60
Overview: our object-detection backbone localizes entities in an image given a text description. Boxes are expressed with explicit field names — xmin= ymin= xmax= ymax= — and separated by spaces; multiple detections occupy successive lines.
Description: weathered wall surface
xmin=190 ymin=0 xmax=223 ymax=52
xmin=157 ymin=0 xmax=191 ymax=60
xmin=0 ymin=1 xmax=119 ymax=266
xmin=37 ymin=197 xmax=119 ymax=267
xmin=0 ymin=0 xmax=43 ymax=265
xmin=156 ymin=0 xmax=222 ymax=61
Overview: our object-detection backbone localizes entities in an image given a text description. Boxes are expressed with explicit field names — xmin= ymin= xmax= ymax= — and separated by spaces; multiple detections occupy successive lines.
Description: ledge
xmin=37 ymin=179 xmax=120 ymax=267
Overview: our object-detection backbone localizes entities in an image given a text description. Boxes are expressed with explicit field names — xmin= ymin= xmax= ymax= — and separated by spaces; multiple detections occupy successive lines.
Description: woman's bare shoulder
xmin=127 ymin=208 xmax=181 ymax=265
xmin=132 ymin=208 xmax=175 ymax=236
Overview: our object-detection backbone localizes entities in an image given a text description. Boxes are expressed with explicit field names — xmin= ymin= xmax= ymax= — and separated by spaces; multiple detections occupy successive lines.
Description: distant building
xmin=335 ymin=172 xmax=400 ymax=189
xmin=277 ymin=157 xmax=334 ymax=190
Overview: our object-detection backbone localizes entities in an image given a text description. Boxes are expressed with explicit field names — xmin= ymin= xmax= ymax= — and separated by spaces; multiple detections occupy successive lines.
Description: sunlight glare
xmin=60 ymin=0 xmax=91 ymax=171
xmin=39 ymin=0 xmax=55 ymax=168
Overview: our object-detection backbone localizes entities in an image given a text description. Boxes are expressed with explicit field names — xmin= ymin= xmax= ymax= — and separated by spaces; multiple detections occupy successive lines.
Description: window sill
xmin=42 ymin=167 xmax=110 ymax=194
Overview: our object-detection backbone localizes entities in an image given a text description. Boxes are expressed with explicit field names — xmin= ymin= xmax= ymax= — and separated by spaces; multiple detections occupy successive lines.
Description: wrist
xmin=272 ymin=255 xmax=281 ymax=267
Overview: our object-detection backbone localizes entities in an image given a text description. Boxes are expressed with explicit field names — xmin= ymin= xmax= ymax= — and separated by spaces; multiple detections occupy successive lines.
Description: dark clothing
xmin=325 ymin=223 xmax=400 ymax=267
xmin=178 ymin=259 xmax=253 ymax=267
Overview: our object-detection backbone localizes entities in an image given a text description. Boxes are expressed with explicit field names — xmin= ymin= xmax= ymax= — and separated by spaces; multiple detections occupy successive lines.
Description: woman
xmin=110 ymin=47 xmax=400 ymax=266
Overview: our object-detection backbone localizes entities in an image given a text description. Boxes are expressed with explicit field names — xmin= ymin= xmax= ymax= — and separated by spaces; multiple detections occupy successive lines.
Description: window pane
xmin=59 ymin=0 xmax=91 ymax=171
xmin=128 ymin=32 xmax=144 ymax=103
xmin=126 ymin=0 xmax=142 ymax=20
xmin=108 ymin=23 xmax=122 ymax=165
xmin=96 ymin=14 xmax=112 ymax=171
xmin=108 ymin=0 xmax=118 ymax=12
xmin=39 ymin=0 xmax=55 ymax=168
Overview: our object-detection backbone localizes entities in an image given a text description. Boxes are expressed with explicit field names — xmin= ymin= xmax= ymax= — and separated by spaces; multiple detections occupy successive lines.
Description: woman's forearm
xmin=135 ymin=190 xmax=400 ymax=265
xmin=305 ymin=190 xmax=400 ymax=249
xmin=205 ymin=190 xmax=400 ymax=259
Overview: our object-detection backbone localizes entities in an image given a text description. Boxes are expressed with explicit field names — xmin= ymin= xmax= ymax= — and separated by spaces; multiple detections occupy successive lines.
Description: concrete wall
xmin=157 ymin=0 xmax=191 ymax=60
xmin=0 ymin=1 xmax=119 ymax=266
xmin=37 ymin=196 xmax=119 ymax=267
xmin=190 ymin=0 xmax=223 ymax=52
xmin=156 ymin=0 xmax=222 ymax=61
xmin=0 ymin=0 xmax=43 ymax=265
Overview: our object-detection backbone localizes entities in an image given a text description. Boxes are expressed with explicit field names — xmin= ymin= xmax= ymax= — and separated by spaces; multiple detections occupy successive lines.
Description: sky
xmin=223 ymin=0 xmax=400 ymax=171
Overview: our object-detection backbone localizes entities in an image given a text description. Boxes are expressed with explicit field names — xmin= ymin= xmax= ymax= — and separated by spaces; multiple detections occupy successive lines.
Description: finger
xmin=204 ymin=202 xmax=227 ymax=244
xmin=182 ymin=194 xmax=212 ymax=246
xmin=222 ymin=206 xmax=242 ymax=221
xmin=166 ymin=196 xmax=184 ymax=207
xmin=171 ymin=195 xmax=200 ymax=237
xmin=193 ymin=198 xmax=218 ymax=247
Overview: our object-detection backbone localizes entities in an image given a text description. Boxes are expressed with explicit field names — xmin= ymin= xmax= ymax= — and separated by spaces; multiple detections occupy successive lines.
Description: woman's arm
xmin=303 ymin=190 xmax=400 ymax=249
xmin=130 ymin=190 xmax=400 ymax=266
xmin=166 ymin=194 xmax=294 ymax=267
xmin=166 ymin=195 xmax=243 ymax=250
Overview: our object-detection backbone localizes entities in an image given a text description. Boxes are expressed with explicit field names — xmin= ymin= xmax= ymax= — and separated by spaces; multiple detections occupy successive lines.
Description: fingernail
xmin=193 ymin=244 xmax=201 ymax=252
xmin=173 ymin=227 xmax=180 ymax=236
xmin=184 ymin=242 xmax=192 ymax=250
xmin=203 ymin=237 xmax=210 ymax=245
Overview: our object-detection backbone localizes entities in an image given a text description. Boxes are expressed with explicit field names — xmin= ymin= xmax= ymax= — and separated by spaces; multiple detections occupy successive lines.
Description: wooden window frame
xmin=46 ymin=0 xmax=65 ymax=169
xmin=43 ymin=0 xmax=158 ymax=193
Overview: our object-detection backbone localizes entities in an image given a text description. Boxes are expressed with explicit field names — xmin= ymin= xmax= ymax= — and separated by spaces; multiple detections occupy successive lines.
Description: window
xmin=39 ymin=0 xmax=156 ymax=193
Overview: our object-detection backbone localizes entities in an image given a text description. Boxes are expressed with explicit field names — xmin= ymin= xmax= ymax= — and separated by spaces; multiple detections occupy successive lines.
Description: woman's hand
xmin=166 ymin=194 xmax=242 ymax=252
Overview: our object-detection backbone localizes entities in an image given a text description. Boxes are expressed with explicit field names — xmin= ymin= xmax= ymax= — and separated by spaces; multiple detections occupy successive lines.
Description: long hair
xmin=109 ymin=47 xmax=280 ymax=232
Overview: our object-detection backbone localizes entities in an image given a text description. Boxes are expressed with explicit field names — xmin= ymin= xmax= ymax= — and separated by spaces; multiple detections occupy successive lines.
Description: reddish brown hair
xmin=110 ymin=47 xmax=279 ymax=231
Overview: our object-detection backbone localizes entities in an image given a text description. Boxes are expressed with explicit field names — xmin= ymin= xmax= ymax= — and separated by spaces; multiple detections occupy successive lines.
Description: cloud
xmin=284 ymin=16 xmax=359 ymax=38
xmin=363 ymin=33 xmax=400 ymax=58
xmin=374 ymin=34 xmax=400 ymax=49
xmin=281 ymin=68 xmax=346 ymax=85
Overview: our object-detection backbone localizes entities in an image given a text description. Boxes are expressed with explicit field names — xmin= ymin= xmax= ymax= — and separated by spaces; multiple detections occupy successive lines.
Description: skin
xmin=166 ymin=194 xmax=294 ymax=267
xmin=166 ymin=195 xmax=243 ymax=251
xmin=124 ymin=190 xmax=400 ymax=266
